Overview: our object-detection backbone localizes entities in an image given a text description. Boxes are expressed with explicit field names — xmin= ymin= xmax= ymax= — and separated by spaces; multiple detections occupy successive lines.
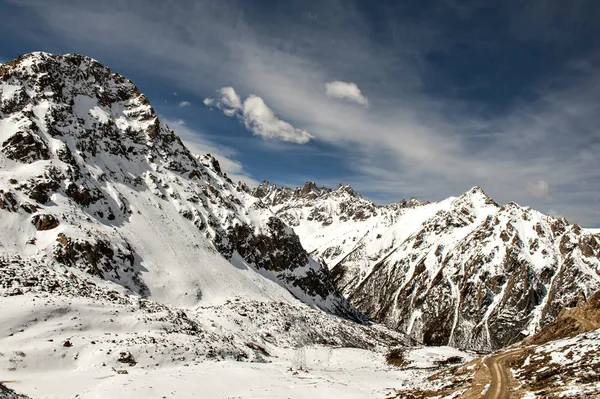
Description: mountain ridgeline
xmin=254 ymin=181 xmax=600 ymax=350
xmin=0 ymin=52 xmax=358 ymax=320
xmin=0 ymin=52 xmax=599 ymax=355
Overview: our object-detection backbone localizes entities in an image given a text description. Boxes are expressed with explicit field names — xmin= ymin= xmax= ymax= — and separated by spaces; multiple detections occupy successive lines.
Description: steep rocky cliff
xmin=0 ymin=52 xmax=358 ymax=319
xmin=256 ymin=183 xmax=600 ymax=350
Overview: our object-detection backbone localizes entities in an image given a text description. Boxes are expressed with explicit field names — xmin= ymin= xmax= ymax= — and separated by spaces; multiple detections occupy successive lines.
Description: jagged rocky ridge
xmin=0 ymin=52 xmax=358 ymax=319
xmin=255 ymin=182 xmax=600 ymax=351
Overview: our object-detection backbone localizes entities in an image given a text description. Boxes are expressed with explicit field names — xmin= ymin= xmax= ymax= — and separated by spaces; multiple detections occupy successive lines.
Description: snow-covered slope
xmin=254 ymin=181 xmax=433 ymax=296
xmin=256 ymin=183 xmax=600 ymax=351
xmin=0 ymin=52 xmax=418 ymax=398
xmin=0 ymin=52 xmax=357 ymax=318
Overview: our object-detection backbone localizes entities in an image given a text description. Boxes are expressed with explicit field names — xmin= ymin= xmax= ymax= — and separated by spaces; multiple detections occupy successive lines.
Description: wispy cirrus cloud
xmin=5 ymin=0 xmax=600 ymax=225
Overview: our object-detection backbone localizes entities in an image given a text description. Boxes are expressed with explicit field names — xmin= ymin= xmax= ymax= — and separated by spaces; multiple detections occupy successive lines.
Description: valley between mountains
xmin=0 ymin=52 xmax=599 ymax=398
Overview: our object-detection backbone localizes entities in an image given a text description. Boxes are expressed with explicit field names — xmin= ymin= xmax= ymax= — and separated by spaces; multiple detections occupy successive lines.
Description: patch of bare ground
xmin=389 ymin=358 xmax=485 ymax=398
xmin=390 ymin=291 xmax=600 ymax=398
xmin=526 ymin=291 xmax=600 ymax=346
xmin=511 ymin=331 xmax=600 ymax=398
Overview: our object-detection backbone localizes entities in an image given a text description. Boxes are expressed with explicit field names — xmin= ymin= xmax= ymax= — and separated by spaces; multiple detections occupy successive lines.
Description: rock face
xmin=256 ymin=184 xmax=600 ymax=351
xmin=31 ymin=214 xmax=59 ymax=230
xmin=253 ymin=180 xmax=433 ymax=296
xmin=0 ymin=52 xmax=358 ymax=318
xmin=0 ymin=382 xmax=30 ymax=399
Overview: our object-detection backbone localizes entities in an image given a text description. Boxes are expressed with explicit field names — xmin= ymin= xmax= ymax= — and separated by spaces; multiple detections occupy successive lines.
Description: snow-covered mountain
xmin=397 ymin=291 xmax=600 ymax=398
xmin=1 ymin=51 xmax=598 ymax=398
xmin=253 ymin=180 xmax=429 ymax=294
xmin=255 ymin=182 xmax=600 ymax=350
xmin=0 ymin=52 xmax=416 ymax=399
xmin=0 ymin=52 xmax=358 ymax=319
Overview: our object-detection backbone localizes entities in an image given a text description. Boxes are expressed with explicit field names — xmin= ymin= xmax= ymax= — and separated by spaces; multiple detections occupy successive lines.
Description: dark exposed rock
xmin=211 ymin=157 xmax=222 ymax=175
xmin=27 ymin=180 xmax=60 ymax=204
xmin=53 ymin=233 xmax=145 ymax=295
xmin=0 ymin=190 xmax=18 ymax=212
xmin=0 ymin=382 xmax=31 ymax=398
xmin=2 ymin=131 xmax=50 ymax=163
xmin=218 ymin=218 xmax=308 ymax=273
xmin=188 ymin=170 xmax=202 ymax=180
xmin=20 ymin=202 xmax=42 ymax=214
xmin=65 ymin=183 xmax=102 ymax=206
xmin=118 ymin=351 xmax=137 ymax=366
xmin=31 ymin=214 xmax=59 ymax=230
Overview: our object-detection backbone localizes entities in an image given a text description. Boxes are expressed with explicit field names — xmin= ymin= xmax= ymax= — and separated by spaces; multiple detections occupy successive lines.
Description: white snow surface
xmin=0 ymin=290 xmax=431 ymax=399
xmin=0 ymin=52 xmax=355 ymax=316
xmin=3 ymin=352 xmax=425 ymax=399
xmin=405 ymin=346 xmax=474 ymax=369
xmin=257 ymin=182 xmax=600 ymax=350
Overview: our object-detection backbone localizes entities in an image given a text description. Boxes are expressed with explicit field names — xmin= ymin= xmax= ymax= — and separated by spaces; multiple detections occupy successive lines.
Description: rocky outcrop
xmin=256 ymin=183 xmax=600 ymax=351
xmin=31 ymin=214 xmax=59 ymax=230
xmin=0 ymin=52 xmax=357 ymax=319
xmin=526 ymin=290 xmax=600 ymax=346
xmin=2 ymin=130 xmax=50 ymax=163
xmin=0 ymin=382 xmax=30 ymax=399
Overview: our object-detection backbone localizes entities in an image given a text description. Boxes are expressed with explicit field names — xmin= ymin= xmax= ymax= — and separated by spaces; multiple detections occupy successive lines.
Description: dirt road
xmin=482 ymin=349 xmax=524 ymax=399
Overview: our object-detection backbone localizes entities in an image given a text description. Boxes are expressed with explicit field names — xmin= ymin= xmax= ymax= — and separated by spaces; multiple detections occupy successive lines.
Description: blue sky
xmin=1 ymin=0 xmax=600 ymax=225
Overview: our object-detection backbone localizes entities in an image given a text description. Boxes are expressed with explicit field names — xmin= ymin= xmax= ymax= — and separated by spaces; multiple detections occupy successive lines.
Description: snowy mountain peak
xmin=256 ymin=179 xmax=600 ymax=350
xmin=297 ymin=181 xmax=326 ymax=199
xmin=0 ymin=52 xmax=359 ymax=320
xmin=335 ymin=183 xmax=360 ymax=198
xmin=455 ymin=185 xmax=496 ymax=204
xmin=467 ymin=185 xmax=487 ymax=196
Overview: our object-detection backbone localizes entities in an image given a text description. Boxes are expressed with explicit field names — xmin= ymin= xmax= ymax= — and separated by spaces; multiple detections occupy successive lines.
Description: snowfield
xmin=4 ymin=353 xmax=430 ymax=399
xmin=0 ymin=292 xmax=431 ymax=399
xmin=3 ymin=349 xmax=430 ymax=399
xmin=2 ymin=51 xmax=599 ymax=399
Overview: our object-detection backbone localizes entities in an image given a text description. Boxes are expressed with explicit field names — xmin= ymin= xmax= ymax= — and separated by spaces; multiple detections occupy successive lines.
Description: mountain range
xmin=254 ymin=180 xmax=600 ymax=350
xmin=1 ymin=52 xmax=599 ymax=398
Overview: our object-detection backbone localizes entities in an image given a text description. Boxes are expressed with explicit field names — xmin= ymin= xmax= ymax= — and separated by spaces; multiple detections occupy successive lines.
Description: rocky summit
xmin=255 ymin=183 xmax=600 ymax=350
xmin=0 ymin=52 xmax=358 ymax=318
xmin=1 ymin=51 xmax=599 ymax=398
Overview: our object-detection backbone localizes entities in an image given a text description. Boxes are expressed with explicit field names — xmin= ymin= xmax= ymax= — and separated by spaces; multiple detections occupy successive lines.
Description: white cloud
xmin=164 ymin=118 xmax=259 ymax=187
xmin=205 ymin=87 xmax=313 ymax=144
xmin=242 ymin=95 xmax=313 ymax=144
xmin=526 ymin=180 xmax=553 ymax=200
xmin=325 ymin=81 xmax=368 ymax=107
xmin=173 ymin=119 xmax=185 ymax=125
xmin=177 ymin=100 xmax=190 ymax=108
xmin=15 ymin=0 xmax=600 ymax=225
xmin=216 ymin=86 xmax=242 ymax=109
